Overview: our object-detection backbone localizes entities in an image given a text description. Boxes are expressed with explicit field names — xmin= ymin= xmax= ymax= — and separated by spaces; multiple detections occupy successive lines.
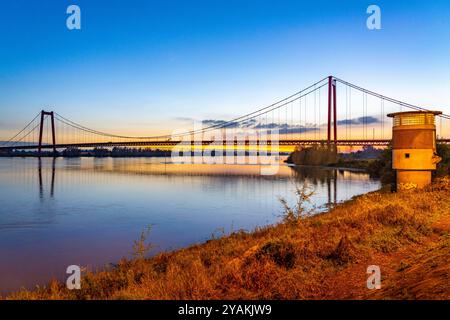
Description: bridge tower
xmin=327 ymin=76 xmax=337 ymax=146
xmin=38 ymin=110 xmax=56 ymax=154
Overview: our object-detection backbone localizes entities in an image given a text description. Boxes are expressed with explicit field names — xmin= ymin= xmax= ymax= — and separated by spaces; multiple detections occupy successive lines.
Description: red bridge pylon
xmin=38 ymin=110 xmax=56 ymax=154
xmin=327 ymin=76 xmax=337 ymax=146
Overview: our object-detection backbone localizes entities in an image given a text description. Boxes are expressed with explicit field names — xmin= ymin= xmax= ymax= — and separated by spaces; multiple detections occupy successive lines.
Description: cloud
xmin=337 ymin=116 xmax=379 ymax=125
xmin=173 ymin=116 xmax=196 ymax=122
xmin=240 ymin=119 xmax=258 ymax=128
xmin=202 ymin=119 xmax=229 ymax=126
xmin=179 ymin=115 xmax=379 ymax=134
xmin=202 ymin=119 xmax=239 ymax=128
xmin=201 ymin=119 xmax=258 ymax=129
xmin=254 ymin=123 xmax=318 ymax=134
xmin=201 ymin=119 xmax=319 ymax=134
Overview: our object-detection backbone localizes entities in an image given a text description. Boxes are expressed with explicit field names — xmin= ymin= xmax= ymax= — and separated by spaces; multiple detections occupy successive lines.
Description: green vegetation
xmin=278 ymin=183 xmax=315 ymax=223
xmin=286 ymin=145 xmax=337 ymax=166
xmin=366 ymin=146 xmax=395 ymax=184
xmin=5 ymin=178 xmax=450 ymax=300
xmin=343 ymin=143 xmax=450 ymax=184
xmin=436 ymin=143 xmax=450 ymax=177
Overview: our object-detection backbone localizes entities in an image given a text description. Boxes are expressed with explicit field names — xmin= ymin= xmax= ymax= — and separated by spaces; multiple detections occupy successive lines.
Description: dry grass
xmin=5 ymin=178 xmax=450 ymax=300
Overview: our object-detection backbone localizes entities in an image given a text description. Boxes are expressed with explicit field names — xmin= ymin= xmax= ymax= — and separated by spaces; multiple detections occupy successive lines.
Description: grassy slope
xmin=7 ymin=178 xmax=450 ymax=300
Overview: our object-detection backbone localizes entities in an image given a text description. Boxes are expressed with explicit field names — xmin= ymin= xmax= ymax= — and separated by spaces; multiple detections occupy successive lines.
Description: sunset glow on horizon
xmin=1 ymin=1 xmax=450 ymax=142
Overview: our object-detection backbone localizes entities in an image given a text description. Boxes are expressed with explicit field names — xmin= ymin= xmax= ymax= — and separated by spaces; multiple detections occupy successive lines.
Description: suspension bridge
xmin=1 ymin=76 xmax=449 ymax=153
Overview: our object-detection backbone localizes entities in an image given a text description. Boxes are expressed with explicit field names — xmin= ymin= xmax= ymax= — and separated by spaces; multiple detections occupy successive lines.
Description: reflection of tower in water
xmin=38 ymin=157 xmax=56 ymax=199
xmin=326 ymin=170 xmax=337 ymax=207
xmin=290 ymin=166 xmax=338 ymax=207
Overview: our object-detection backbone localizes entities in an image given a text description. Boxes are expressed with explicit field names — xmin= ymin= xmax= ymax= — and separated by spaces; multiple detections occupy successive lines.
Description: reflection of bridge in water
xmin=291 ymin=166 xmax=339 ymax=206
xmin=38 ymin=158 xmax=55 ymax=199
xmin=35 ymin=157 xmax=370 ymax=208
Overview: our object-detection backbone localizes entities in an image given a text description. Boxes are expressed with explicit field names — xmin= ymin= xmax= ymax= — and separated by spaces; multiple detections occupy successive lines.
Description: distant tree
xmin=62 ymin=147 xmax=81 ymax=157
xmin=436 ymin=143 xmax=450 ymax=177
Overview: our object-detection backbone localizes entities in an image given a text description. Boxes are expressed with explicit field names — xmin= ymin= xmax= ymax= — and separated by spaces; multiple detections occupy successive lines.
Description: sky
xmin=1 ymin=0 xmax=450 ymax=138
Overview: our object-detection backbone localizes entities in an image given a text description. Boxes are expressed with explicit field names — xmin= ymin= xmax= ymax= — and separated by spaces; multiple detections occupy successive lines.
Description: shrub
xmin=367 ymin=146 xmax=395 ymax=184
xmin=327 ymin=236 xmax=358 ymax=265
xmin=436 ymin=144 xmax=450 ymax=177
xmin=256 ymin=239 xmax=296 ymax=269
xmin=278 ymin=182 xmax=315 ymax=223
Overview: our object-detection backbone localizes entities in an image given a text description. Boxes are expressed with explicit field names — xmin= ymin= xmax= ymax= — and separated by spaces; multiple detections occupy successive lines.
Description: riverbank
xmin=5 ymin=178 xmax=450 ymax=300
xmin=0 ymin=148 xmax=172 ymax=158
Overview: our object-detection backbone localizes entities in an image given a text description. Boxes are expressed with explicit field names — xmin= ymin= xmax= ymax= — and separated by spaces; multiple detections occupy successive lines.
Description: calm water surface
xmin=0 ymin=157 xmax=380 ymax=293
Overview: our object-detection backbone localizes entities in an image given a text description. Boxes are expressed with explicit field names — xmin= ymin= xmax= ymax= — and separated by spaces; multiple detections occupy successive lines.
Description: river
xmin=0 ymin=157 xmax=380 ymax=294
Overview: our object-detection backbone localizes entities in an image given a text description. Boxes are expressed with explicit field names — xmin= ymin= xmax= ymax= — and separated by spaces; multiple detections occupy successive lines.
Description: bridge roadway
xmin=1 ymin=139 xmax=449 ymax=151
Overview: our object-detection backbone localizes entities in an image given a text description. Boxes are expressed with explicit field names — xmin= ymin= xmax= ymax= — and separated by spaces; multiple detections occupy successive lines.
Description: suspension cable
xmin=0 ymin=112 xmax=41 ymax=146
xmin=334 ymin=77 xmax=450 ymax=120
xmin=54 ymin=79 xmax=328 ymax=141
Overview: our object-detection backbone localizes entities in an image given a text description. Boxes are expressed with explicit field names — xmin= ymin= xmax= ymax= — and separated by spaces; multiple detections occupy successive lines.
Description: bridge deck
xmin=0 ymin=139 xmax=449 ymax=151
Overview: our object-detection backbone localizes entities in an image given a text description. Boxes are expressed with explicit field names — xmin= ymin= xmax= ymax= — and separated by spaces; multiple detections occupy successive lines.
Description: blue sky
xmin=1 ymin=0 xmax=449 ymax=136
